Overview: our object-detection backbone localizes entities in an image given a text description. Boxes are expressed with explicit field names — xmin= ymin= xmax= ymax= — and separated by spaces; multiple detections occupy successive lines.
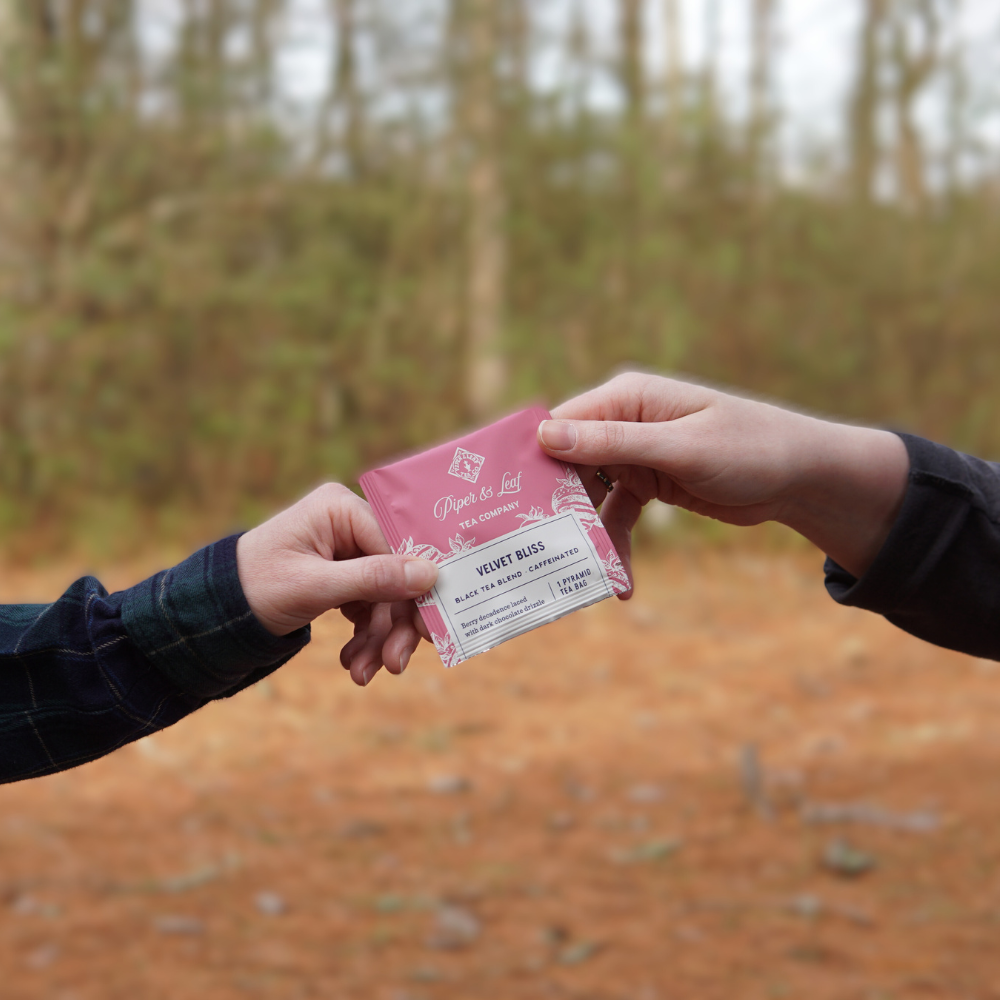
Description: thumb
xmin=313 ymin=555 xmax=438 ymax=608
xmin=538 ymin=418 xmax=665 ymax=468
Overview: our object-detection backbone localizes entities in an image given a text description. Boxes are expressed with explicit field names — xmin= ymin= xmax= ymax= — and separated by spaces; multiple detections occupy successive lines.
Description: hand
xmin=538 ymin=372 xmax=910 ymax=581
xmin=236 ymin=483 xmax=437 ymax=686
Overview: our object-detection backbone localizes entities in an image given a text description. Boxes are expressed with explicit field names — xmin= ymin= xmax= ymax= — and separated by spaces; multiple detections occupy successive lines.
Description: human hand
xmin=538 ymin=372 xmax=909 ymax=581
xmin=236 ymin=483 xmax=437 ymax=686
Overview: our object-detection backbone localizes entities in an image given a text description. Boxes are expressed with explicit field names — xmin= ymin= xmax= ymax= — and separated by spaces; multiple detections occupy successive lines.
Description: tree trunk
xmin=461 ymin=0 xmax=506 ymax=420
xmin=500 ymin=0 xmax=530 ymax=102
xmin=249 ymin=0 xmax=280 ymax=107
xmin=702 ymin=0 xmax=720 ymax=122
xmin=849 ymin=0 xmax=887 ymax=203
xmin=663 ymin=0 xmax=682 ymax=133
xmin=747 ymin=0 xmax=775 ymax=192
xmin=619 ymin=0 xmax=645 ymax=198
xmin=618 ymin=0 xmax=648 ymax=354
xmin=565 ymin=0 xmax=590 ymax=119
xmin=0 ymin=0 xmax=16 ymax=218
xmin=620 ymin=0 xmax=645 ymax=127
xmin=334 ymin=0 xmax=363 ymax=176
xmin=943 ymin=7 xmax=966 ymax=199
xmin=891 ymin=0 xmax=939 ymax=209
xmin=312 ymin=0 xmax=364 ymax=175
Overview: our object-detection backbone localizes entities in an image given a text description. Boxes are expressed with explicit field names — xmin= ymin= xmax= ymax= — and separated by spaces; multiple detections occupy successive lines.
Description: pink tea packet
xmin=360 ymin=407 xmax=630 ymax=668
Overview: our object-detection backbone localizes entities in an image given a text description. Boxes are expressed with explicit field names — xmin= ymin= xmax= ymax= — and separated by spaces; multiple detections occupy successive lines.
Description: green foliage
xmin=0 ymin=1 xmax=998 ymax=551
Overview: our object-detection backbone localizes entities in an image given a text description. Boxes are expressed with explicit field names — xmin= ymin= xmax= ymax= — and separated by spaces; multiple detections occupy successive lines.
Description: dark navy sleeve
xmin=0 ymin=534 xmax=309 ymax=784
xmin=825 ymin=434 xmax=1000 ymax=660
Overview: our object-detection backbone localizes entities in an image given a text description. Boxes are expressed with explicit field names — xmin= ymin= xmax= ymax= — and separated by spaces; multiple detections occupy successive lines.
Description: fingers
xmin=411 ymin=603 xmax=432 ymax=642
xmin=339 ymin=603 xmax=373 ymax=669
xmin=340 ymin=600 xmax=430 ymax=684
xmin=312 ymin=554 xmax=438 ymax=610
xmin=550 ymin=372 xmax=711 ymax=423
xmin=381 ymin=603 xmax=423 ymax=675
xmin=599 ymin=486 xmax=643 ymax=599
xmin=538 ymin=418 xmax=669 ymax=470
xmin=338 ymin=488 xmax=395 ymax=557
xmin=344 ymin=601 xmax=395 ymax=686
xmin=296 ymin=483 xmax=392 ymax=560
xmin=596 ymin=466 xmax=664 ymax=601
xmin=572 ymin=463 xmax=612 ymax=508
xmin=550 ymin=372 xmax=652 ymax=422
xmin=338 ymin=600 xmax=370 ymax=626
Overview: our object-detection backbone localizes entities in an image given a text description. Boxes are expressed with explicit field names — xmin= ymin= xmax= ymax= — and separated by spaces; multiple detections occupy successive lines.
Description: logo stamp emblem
xmin=448 ymin=446 xmax=486 ymax=484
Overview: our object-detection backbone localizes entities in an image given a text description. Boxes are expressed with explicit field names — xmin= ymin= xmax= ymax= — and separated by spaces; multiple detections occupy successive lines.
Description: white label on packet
xmin=429 ymin=512 xmax=615 ymax=662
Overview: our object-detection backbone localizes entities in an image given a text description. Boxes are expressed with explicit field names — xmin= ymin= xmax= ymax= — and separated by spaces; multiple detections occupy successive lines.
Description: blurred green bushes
xmin=0 ymin=1 xmax=997 ymax=552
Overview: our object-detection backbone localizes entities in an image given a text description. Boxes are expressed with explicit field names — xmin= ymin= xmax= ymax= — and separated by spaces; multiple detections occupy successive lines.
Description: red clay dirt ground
xmin=1 ymin=549 xmax=1000 ymax=1000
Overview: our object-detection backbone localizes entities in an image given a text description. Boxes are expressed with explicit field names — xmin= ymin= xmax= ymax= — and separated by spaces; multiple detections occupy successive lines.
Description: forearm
xmin=545 ymin=371 xmax=1000 ymax=659
xmin=777 ymin=417 xmax=911 ymax=578
xmin=0 ymin=535 xmax=309 ymax=783
xmin=0 ymin=580 xmax=201 ymax=782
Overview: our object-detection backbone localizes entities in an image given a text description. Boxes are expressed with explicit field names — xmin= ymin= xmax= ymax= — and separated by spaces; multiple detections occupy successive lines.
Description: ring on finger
xmin=595 ymin=468 xmax=614 ymax=493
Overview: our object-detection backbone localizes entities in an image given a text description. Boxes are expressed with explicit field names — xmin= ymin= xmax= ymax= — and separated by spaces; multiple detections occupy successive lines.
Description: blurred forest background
xmin=0 ymin=0 xmax=998 ymax=554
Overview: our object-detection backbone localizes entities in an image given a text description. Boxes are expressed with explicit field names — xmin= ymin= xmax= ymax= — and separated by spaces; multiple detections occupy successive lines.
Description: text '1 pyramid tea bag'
xmin=360 ymin=407 xmax=630 ymax=668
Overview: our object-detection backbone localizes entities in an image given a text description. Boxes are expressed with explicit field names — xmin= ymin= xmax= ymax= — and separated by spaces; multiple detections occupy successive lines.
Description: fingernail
xmin=362 ymin=665 xmax=375 ymax=686
xmin=538 ymin=420 xmax=577 ymax=452
xmin=404 ymin=558 xmax=437 ymax=592
xmin=400 ymin=647 xmax=413 ymax=672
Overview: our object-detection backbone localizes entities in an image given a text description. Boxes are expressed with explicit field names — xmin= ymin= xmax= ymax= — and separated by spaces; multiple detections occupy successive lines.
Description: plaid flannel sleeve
xmin=0 ymin=534 xmax=310 ymax=784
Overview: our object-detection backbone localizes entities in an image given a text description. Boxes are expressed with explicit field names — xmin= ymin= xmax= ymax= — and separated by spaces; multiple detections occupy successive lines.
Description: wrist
xmin=236 ymin=529 xmax=288 ymax=637
xmin=124 ymin=533 xmax=310 ymax=700
xmin=777 ymin=419 xmax=910 ymax=578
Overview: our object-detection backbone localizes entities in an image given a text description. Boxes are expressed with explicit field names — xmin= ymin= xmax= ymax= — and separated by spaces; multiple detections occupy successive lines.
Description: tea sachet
xmin=360 ymin=407 xmax=630 ymax=667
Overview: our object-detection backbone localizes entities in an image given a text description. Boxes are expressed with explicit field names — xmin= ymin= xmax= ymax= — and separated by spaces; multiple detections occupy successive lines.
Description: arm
xmin=537 ymin=373 xmax=1000 ymax=661
xmin=538 ymin=373 xmax=909 ymax=581
xmin=0 ymin=484 xmax=437 ymax=784
xmin=0 ymin=535 xmax=303 ymax=784
xmin=823 ymin=433 xmax=1000 ymax=660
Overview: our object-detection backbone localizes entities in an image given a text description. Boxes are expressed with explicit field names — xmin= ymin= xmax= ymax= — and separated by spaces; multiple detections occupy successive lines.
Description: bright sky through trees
xmin=232 ymin=0 xmax=1000 ymax=186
